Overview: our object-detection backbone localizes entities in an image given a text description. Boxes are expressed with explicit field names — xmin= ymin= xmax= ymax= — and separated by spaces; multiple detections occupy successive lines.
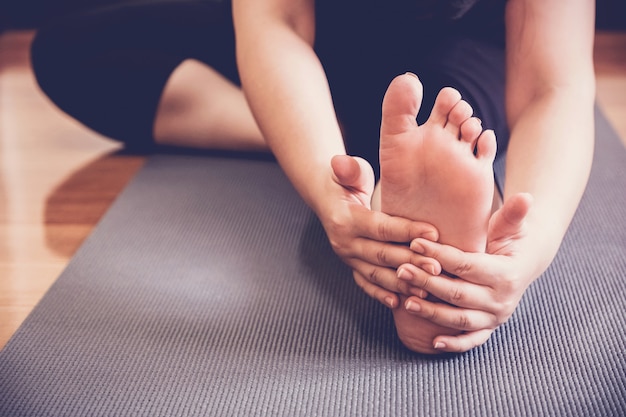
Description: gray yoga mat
xmin=1 ymin=108 xmax=625 ymax=417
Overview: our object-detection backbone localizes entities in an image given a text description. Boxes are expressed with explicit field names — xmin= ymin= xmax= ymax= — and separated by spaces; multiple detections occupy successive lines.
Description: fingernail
xmin=423 ymin=263 xmax=435 ymax=275
xmin=421 ymin=230 xmax=438 ymax=241
xmin=384 ymin=296 xmax=396 ymax=309
xmin=434 ymin=342 xmax=446 ymax=350
xmin=405 ymin=71 xmax=419 ymax=79
xmin=397 ymin=267 xmax=412 ymax=281
xmin=411 ymin=240 xmax=425 ymax=254
xmin=405 ymin=300 xmax=421 ymax=313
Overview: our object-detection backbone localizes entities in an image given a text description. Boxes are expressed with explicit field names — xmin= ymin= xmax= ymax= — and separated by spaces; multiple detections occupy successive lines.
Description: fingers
xmin=324 ymin=158 xmax=445 ymax=309
xmin=340 ymin=227 xmax=442 ymax=303
xmin=325 ymin=197 xmax=439 ymax=247
xmin=487 ymin=192 xmax=533 ymax=255
xmin=397 ymin=263 xmax=490 ymax=310
xmin=330 ymin=155 xmax=376 ymax=206
xmin=500 ymin=192 xmax=533 ymax=226
xmin=357 ymin=239 xmax=442 ymax=274
xmin=410 ymin=238 xmax=498 ymax=286
xmin=399 ymin=245 xmax=525 ymax=332
xmin=356 ymin=207 xmax=439 ymax=244
xmin=324 ymin=204 xmax=439 ymax=270
xmin=350 ymin=259 xmax=429 ymax=301
xmin=352 ymin=270 xmax=400 ymax=309
xmin=432 ymin=329 xmax=494 ymax=353
xmin=403 ymin=295 xmax=499 ymax=330
xmin=331 ymin=154 xmax=364 ymax=189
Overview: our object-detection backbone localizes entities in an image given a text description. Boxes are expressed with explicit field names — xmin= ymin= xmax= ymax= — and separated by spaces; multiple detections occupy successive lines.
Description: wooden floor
xmin=1 ymin=30 xmax=625 ymax=349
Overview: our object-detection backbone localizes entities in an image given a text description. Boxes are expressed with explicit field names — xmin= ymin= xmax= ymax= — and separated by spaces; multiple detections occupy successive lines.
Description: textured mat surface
xmin=1 ymin=108 xmax=625 ymax=417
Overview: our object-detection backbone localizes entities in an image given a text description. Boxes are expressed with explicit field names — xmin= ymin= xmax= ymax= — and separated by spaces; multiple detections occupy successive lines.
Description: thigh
xmin=31 ymin=0 xmax=237 ymax=150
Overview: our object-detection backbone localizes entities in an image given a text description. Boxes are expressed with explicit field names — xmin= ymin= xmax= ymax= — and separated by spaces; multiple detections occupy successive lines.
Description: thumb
xmin=487 ymin=192 xmax=533 ymax=252
xmin=331 ymin=155 xmax=375 ymax=199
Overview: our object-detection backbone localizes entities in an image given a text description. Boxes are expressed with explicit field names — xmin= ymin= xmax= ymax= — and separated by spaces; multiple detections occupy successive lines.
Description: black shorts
xmin=31 ymin=0 xmax=508 ymax=175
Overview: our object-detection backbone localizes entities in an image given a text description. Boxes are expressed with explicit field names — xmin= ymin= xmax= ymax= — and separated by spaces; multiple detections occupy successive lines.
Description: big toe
xmin=380 ymin=73 xmax=423 ymax=137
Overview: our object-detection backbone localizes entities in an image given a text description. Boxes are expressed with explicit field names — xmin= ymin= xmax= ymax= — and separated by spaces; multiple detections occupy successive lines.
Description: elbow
xmin=506 ymin=72 xmax=596 ymax=128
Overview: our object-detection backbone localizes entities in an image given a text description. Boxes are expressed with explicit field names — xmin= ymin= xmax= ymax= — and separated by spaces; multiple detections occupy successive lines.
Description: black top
xmin=412 ymin=0 xmax=483 ymax=20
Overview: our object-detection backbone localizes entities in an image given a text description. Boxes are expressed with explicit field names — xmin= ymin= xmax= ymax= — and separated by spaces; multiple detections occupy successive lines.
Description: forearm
xmin=502 ymin=0 xmax=596 ymax=281
xmin=233 ymin=1 xmax=345 ymax=214
xmin=504 ymin=85 xmax=595 ymax=279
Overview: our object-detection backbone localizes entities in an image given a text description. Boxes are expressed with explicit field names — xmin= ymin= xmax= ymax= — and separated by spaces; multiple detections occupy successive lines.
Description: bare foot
xmin=380 ymin=73 xmax=496 ymax=251
xmin=379 ymin=73 xmax=497 ymax=354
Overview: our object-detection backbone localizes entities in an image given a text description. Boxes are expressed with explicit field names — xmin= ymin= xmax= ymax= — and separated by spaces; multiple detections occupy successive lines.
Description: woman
xmin=31 ymin=0 xmax=596 ymax=353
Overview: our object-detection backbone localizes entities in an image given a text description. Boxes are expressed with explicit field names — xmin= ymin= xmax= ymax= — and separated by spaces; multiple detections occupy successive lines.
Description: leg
xmin=154 ymin=59 xmax=265 ymax=151
xmin=379 ymin=73 xmax=497 ymax=354
xmin=31 ymin=0 xmax=265 ymax=152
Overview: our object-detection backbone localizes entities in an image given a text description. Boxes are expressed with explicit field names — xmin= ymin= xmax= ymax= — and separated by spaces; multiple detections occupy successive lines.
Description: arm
xmin=233 ymin=0 xmax=439 ymax=306
xmin=234 ymin=0 xmax=340 ymax=207
xmin=397 ymin=0 xmax=596 ymax=351
xmin=503 ymin=0 xmax=595 ymax=275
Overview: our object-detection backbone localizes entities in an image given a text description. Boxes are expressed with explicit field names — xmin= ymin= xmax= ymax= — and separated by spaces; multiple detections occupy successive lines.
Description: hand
xmin=320 ymin=155 xmax=441 ymax=308
xmin=396 ymin=193 xmax=534 ymax=352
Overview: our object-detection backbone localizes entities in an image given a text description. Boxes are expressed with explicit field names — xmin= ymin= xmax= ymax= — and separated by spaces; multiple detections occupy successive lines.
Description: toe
xmin=427 ymin=87 xmax=462 ymax=127
xmin=460 ymin=117 xmax=483 ymax=147
xmin=476 ymin=129 xmax=497 ymax=162
xmin=381 ymin=73 xmax=423 ymax=137
xmin=445 ymin=100 xmax=473 ymax=138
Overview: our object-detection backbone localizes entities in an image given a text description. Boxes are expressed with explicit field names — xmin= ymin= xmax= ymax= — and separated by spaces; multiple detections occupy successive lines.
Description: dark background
xmin=0 ymin=0 xmax=200 ymax=30
xmin=1 ymin=0 xmax=625 ymax=31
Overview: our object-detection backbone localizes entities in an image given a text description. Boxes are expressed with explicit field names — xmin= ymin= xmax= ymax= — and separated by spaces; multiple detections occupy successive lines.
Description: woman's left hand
xmin=396 ymin=193 xmax=536 ymax=353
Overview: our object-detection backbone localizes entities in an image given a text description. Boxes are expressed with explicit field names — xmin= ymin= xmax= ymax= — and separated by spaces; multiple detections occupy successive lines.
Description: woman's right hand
xmin=318 ymin=155 xmax=441 ymax=309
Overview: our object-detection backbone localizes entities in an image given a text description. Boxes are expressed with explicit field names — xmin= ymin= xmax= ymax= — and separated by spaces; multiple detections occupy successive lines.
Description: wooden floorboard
xmin=1 ymin=29 xmax=625 ymax=349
